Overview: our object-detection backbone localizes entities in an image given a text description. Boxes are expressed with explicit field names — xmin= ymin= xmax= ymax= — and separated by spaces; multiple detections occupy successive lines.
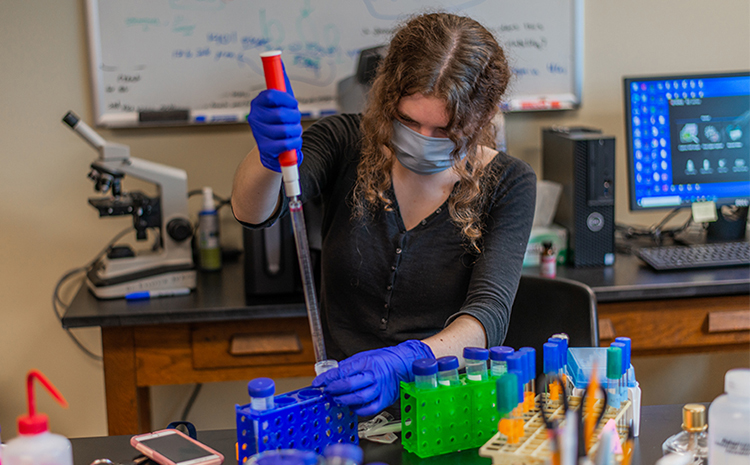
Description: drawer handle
xmin=598 ymin=318 xmax=615 ymax=341
xmin=708 ymin=310 xmax=750 ymax=333
xmin=229 ymin=332 xmax=302 ymax=356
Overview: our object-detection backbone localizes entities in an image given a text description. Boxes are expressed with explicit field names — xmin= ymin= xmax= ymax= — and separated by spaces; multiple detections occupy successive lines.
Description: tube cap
xmin=490 ymin=346 xmax=514 ymax=361
xmin=610 ymin=342 xmax=628 ymax=375
xmin=201 ymin=186 xmax=215 ymax=212
xmin=606 ymin=347 xmax=622 ymax=380
xmin=323 ymin=443 xmax=363 ymax=464
xmin=681 ymin=404 xmax=707 ymax=432
xmin=543 ymin=342 xmax=560 ymax=373
xmin=519 ymin=347 xmax=536 ymax=380
xmin=506 ymin=353 xmax=524 ymax=375
xmin=463 ymin=347 xmax=489 ymax=361
xmin=248 ymin=378 xmax=276 ymax=398
xmin=437 ymin=355 xmax=459 ymax=372
xmin=412 ymin=358 xmax=438 ymax=376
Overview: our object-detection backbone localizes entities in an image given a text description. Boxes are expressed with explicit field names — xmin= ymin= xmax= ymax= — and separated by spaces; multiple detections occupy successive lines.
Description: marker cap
xmin=606 ymin=347 xmax=622 ymax=380
xmin=496 ymin=372 xmax=519 ymax=415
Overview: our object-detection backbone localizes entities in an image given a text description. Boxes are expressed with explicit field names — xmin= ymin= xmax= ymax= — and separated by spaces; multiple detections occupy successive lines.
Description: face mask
xmin=391 ymin=120 xmax=464 ymax=175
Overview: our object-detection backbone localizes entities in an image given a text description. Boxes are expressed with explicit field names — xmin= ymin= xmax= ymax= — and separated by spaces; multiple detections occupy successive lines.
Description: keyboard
xmin=635 ymin=241 xmax=750 ymax=271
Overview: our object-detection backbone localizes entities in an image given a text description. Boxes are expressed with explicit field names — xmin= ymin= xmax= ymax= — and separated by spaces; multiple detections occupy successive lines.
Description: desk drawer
xmin=191 ymin=317 xmax=316 ymax=369
xmin=598 ymin=294 xmax=750 ymax=354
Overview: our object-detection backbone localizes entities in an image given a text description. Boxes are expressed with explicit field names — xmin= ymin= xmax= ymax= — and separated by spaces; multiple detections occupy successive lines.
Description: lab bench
xmin=62 ymin=253 xmax=749 ymax=436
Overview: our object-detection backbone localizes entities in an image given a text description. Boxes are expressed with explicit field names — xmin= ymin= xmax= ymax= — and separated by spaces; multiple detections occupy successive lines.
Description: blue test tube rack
xmin=235 ymin=386 xmax=358 ymax=463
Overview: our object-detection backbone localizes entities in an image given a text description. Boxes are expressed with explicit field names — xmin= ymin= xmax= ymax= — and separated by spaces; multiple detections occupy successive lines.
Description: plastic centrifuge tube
xmin=463 ymin=347 xmax=489 ymax=382
xmin=490 ymin=346 xmax=513 ymax=377
xmin=248 ymin=377 xmax=275 ymax=443
xmin=518 ymin=347 xmax=537 ymax=411
xmin=606 ymin=346 xmax=622 ymax=409
xmin=248 ymin=378 xmax=276 ymax=411
xmin=543 ymin=342 xmax=561 ymax=407
xmin=412 ymin=358 xmax=438 ymax=390
xmin=615 ymin=336 xmax=633 ymax=389
xmin=323 ymin=443 xmax=364 ymax=465
xmin=496 ymin=372 xmax=523 ymax=445
xmin=437 ymin=356 xmax=461 ymax=386
xmin=260 ymin=51 xmax=336 ymax=376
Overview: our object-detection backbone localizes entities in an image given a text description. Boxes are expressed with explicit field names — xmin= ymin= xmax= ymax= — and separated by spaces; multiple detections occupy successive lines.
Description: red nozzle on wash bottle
xmin=18 ymin=370 xmax=68 ymax=435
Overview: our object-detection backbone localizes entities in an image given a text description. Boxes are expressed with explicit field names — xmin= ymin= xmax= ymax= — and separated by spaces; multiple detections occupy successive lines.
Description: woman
xmin=232 ymin=12 xmax=536 ymax=416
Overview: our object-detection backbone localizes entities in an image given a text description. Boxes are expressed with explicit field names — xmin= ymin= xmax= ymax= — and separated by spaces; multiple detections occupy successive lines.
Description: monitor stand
xmin=706 ymin=206 xmax=749 ymax=242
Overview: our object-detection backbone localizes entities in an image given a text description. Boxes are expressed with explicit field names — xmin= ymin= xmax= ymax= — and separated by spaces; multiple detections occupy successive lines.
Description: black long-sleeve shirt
xmin=241 ymin=114 xmax=536 ymax=360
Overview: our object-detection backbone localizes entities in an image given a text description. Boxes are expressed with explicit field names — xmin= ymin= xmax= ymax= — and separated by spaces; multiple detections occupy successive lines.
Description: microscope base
xmin=87 ymin=266 xmax=197 ymax=300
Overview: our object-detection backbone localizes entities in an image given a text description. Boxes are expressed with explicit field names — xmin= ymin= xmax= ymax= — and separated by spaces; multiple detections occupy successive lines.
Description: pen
xmin=125 ymin=288 xmax=191 ymax=301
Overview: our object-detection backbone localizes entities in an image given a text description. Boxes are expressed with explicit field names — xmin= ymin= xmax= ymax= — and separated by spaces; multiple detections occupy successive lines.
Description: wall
xmin=0 ymin=0 xmax=748 ymax=439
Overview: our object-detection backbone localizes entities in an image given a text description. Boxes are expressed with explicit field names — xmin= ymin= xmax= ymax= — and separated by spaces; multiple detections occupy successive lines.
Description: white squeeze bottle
xmin=708 ymin=368 xmax=750 ymax=465
xmin=3 ymin=370 xmax=72 ymax=465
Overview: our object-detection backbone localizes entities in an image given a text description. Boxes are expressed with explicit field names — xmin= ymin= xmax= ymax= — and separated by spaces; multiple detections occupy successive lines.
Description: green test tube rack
xmin=400 ymin=374 xmax=499 ymax=458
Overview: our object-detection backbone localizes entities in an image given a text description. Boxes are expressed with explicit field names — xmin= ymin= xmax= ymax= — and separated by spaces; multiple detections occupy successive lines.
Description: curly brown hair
xmin=352 ymin=12 xmax=511 ymax=253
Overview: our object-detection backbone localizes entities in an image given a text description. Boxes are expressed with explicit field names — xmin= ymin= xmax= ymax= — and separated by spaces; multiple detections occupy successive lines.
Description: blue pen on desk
xmin=125 ymin=288 xmax=191 ymax=301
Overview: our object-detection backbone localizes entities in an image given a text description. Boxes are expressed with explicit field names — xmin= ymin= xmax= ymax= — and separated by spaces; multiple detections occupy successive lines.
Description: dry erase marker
xmin=125 ymin=288 xmax=191 ymax=301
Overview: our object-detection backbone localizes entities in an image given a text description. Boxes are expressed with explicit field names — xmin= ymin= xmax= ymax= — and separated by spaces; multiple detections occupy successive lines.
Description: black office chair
xmin=502 ymin=275 xmax=599 ymax=376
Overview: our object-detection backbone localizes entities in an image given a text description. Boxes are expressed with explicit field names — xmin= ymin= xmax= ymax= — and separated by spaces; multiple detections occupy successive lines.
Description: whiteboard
xmin=86 ymin=0 xmax=583 ymax=127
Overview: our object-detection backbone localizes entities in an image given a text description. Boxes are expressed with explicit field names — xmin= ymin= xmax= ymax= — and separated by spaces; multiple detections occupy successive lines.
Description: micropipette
xmin=260 ymin=51 xmax=335 ymax=375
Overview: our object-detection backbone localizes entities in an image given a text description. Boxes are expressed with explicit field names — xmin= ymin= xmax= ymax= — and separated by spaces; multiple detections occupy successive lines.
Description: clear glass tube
xmin=415 ymin=374 xmax=438 ymax=390
xmin=465 ymin=359 xmax=488 ymax=381
xmin=289 ymin=198 xmax=331 ymax=367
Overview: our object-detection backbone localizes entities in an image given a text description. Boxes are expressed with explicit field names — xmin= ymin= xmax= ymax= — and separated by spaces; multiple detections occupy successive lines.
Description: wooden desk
xmin=63 ymin=254 xmax=749 ymax=436
xmin=529 ymin=254 xmax=750 ymax=355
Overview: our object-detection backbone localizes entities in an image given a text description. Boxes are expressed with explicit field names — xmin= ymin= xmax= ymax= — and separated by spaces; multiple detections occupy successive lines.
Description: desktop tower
xmin=542 ymin=127 xmax=616 ymax=267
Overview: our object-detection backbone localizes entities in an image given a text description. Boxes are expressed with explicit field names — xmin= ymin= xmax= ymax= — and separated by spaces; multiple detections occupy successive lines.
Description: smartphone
xmin=130 ymin=429 xmax=224 ymax=465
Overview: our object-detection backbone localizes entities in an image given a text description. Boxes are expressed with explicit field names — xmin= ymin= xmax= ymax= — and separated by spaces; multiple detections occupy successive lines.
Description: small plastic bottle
xmin=662 ymin=404 xmax=708 ymax=464
xmin=198 ymin=186 xmax=222 ymax=271
xmin=437 ymin=356 xmax=460 ymax=386
xmin=540 ymin=241 xmax=557 ymax=278
xmin=412 ymin=359 xmax=438 ymax=390
xmin=248 ymin=378 xmax=276 ymax=411
xmin=463 ymin=347 xmax=489 ymax=382
xmin=489 ymin=346 xmax=514 ymax=377
xmin=3 ymin=370 xmax=73 ymax=465
xmin=322 ymin=443 xmax=363 ymax=465
xmin=708 ymin=368 xmax=750 ymax=465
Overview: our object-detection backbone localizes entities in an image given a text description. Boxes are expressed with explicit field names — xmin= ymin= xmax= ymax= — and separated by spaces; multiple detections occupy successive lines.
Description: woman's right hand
xmin=247 ymin=68 xmax=303 ymax=173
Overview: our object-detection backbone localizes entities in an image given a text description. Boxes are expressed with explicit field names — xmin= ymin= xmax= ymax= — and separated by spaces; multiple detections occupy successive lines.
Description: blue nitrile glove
xmin=312 ymin=340 xmax=434 ymax=416
xmin=248 ymin=66 xmax=303 ymax=172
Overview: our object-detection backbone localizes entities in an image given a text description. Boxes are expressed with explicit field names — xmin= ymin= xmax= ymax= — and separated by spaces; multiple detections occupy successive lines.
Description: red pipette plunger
xmin=260 ymin=50 xmax=301 ymax=198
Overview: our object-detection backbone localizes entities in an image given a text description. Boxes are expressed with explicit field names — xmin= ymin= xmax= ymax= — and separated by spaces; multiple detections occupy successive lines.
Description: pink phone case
xmin=130 ymin=429 xmax=224 ymax=465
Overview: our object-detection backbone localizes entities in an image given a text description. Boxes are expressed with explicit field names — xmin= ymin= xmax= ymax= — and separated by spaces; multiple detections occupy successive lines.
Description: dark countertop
xmin=69 ymin=404 xmax=689 ymax=465
xmin=63 ymin=252 xmax=749 ymax=329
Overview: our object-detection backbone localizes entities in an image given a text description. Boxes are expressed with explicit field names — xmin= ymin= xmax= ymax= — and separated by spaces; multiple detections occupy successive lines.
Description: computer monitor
xmin=623 ymin=71 xmax=750 ymax=213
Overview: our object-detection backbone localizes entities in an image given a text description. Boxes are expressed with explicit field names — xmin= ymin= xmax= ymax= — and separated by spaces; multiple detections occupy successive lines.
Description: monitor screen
xmin=623 ymin=71 xmax=750 ymax=211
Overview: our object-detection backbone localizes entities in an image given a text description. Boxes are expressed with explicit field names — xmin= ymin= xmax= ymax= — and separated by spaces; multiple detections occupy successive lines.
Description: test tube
xmin=606 ymin=346 xmax=622 ymax=409
xmin=412 ymin=358 xmax=438 ymax=390
xmin=611 ymin=342 xmax=628 ymax=400
xmin=248 ymin=377 xmax=276 ymax=411
xmin=496 ymin=372 xmax=522 ymax=445
xmin=463 ymin=347 xmax=489 ymax=382
xmin=543 ymin=342 xmax=561 ymax=407
xmin=615 ymin=336 xmax=633 ymax=388
xmin=518 ymin=347 xmax=537 ymax=411
xmin=437 ymin=356 xmax=461 ymax=386
xmin=490 ymin=346 xmax=514 ymax=377
xmin=323 ymin=443 xmax=364 ymax=465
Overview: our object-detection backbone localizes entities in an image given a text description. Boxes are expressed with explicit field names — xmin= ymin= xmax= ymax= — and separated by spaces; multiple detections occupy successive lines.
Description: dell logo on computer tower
xmin=542 ymin=127 xmax=616 ymax=267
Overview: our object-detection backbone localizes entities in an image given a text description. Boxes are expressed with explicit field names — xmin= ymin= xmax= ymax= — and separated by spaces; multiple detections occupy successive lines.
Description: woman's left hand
xmin=312 ymin=340 xmax=434 ymax=416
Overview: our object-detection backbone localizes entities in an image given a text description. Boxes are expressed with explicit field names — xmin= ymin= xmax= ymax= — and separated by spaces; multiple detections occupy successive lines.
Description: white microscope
xmin=63 ymin=111 xmax=196 ymax=299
